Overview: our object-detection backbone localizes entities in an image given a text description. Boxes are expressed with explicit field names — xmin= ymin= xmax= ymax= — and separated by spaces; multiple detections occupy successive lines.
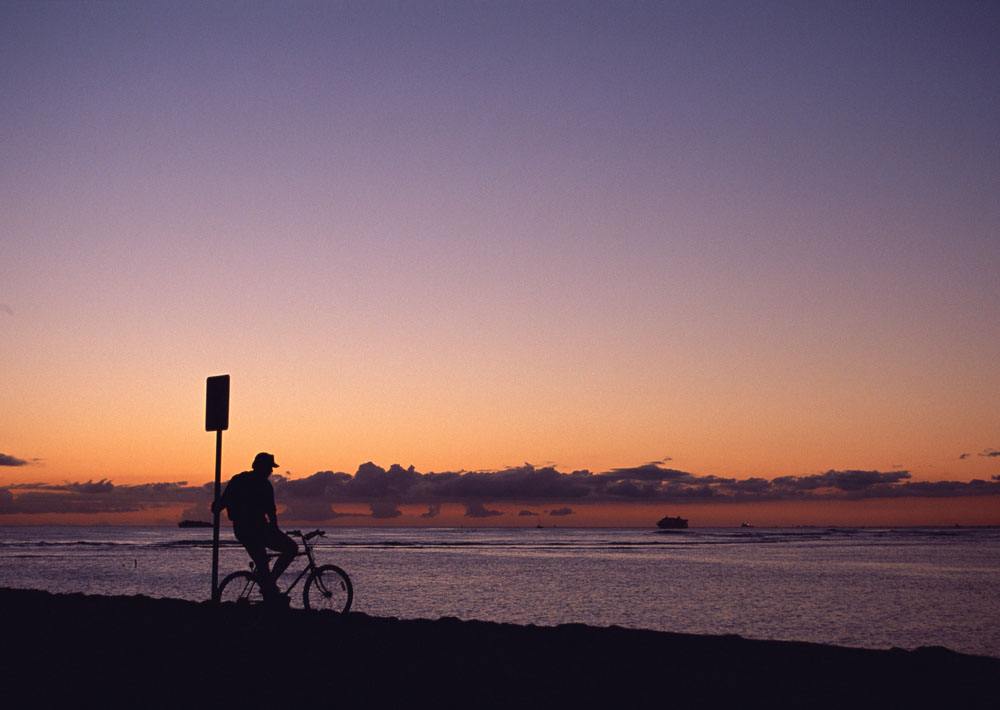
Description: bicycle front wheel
xmin=303 ymin=564 xmax=353 ymax=613
xmin=217 ymin=571 xmax=263 ymax=606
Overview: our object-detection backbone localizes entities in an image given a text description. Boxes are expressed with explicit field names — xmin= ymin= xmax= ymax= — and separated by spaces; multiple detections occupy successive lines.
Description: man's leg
xmin=236 ymin=528 xmax=279 ymax=600
xmin=264 ymin=527 xmax=298 ymax=588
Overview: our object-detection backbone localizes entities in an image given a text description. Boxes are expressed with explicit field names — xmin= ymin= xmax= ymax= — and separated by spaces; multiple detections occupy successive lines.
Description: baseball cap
xmin=252 ymin=452 xmax=279 ymax=469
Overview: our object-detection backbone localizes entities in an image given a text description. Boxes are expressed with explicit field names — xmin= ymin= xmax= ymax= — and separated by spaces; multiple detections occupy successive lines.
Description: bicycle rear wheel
xmin=217 ymin=571 xmax=264 ymax=606
xmin=303 ymin=564 xmax=353 ymax=613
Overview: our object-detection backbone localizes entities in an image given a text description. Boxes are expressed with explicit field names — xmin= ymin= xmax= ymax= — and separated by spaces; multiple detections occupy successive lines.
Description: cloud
xmin=647 ymin=457 xmax=672 ymax=465
xmin=603 ymin=464 xmax=696 ymax=483
xmin=327 ymin=508 xmax=368 ymax=519
xmin=0 ymin=479 xmax=208 ymax=515
xmin=548 ymin=507 xmax=574 ymax=516
xmin=369 ymin=501 xmax=402 ymax=519
xmin=282 ymin=499 xmax=336 ymax=521
xmin=67 ymin=479 xmax=115 ymax=494
xmin=770 ymin=469 xmax=910 ymax=493
xmin=464 ymin=502 xmax=503 ymax=518
xmin=0 ymin=453 xmax=29 ymax=467
xmin=979 ymin=449 xmax=1000 ymax=458
xmin=180 ymin=503 xmax=211 ymax=521
xmin=0 ymin=489 xmax=141 ymax=514
xmin=959 ymin=453 xmax=970 ymax=460
xmin=279 ymin=470 xmax=352 ymax=500
xmin=2 ymin=461 xmax=1000 ymax=518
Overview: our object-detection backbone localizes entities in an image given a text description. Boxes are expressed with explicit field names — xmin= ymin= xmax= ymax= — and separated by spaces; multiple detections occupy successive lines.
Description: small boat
xmin=740 ymin=521 xmax=753 ymax=528
xmin=177 ymin=520 xmax=213 ymax=529
xmin=656 ymin=515 xmax=689 ymax=530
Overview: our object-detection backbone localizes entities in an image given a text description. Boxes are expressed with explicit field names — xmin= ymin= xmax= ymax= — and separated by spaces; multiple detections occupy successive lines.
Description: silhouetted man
xmin=213 ymin=452 xmax=297 ymax=605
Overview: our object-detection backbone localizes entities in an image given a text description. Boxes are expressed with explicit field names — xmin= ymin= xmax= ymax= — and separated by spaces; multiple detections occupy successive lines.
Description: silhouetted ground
xmin=1 ymin=587 xmax=996 ymax=709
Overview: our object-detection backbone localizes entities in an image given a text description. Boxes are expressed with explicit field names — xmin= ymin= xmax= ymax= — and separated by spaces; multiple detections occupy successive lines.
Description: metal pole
xmin=211 ymin=428 xmax=223 ymax=602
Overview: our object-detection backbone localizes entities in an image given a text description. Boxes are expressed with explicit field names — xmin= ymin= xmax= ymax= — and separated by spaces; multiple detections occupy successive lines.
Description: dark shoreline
xmin=3 ymin=523 xmax=1000 ymax=529
xmin=1 ymin=587 xmax=996 ymax=709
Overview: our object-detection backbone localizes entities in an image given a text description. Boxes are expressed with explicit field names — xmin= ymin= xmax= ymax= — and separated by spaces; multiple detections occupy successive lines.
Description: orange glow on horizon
xmin=1 ymin=497 xmax=997 ymax=528
xmin=4 ymin=3 xmax=1000 ymax=533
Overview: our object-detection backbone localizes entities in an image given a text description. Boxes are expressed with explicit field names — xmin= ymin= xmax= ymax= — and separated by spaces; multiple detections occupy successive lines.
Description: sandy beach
xmin=1 ymin=587 xmax=996 ymax=709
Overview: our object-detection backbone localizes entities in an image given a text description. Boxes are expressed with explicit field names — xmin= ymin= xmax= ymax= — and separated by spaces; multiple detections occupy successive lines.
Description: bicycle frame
xmin=249 ymin=530 xmax=323 ymax=595
xmin=221 ymin=527 xmax=351 ymax=612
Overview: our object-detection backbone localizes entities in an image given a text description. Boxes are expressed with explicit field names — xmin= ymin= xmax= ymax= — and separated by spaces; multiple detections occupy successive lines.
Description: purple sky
xmin=2 ymin=2 xmax=999 ymax=488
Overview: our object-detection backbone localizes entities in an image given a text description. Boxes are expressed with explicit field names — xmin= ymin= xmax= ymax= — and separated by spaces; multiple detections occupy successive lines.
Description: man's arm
xmin=265 ymin=480 xmax=278 ymax=527
xmin=211 ymin=479 xmax=230 ymax=515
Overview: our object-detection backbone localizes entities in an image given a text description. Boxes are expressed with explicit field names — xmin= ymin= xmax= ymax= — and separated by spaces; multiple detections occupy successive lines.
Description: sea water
xmin=1 ymin=525 xmax=997 ymax=658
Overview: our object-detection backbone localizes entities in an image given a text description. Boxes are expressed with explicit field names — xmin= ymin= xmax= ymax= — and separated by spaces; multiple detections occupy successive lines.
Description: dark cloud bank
xmin=2 ymin=461 xmax=999 ymax=519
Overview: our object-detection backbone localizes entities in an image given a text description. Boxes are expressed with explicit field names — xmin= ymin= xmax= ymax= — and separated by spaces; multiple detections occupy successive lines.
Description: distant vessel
xmin=177 ymin=520 xmax=213 ymax=529
xmin=656 ymin=515 xmax=689 ymax=530
xmin=740 ymin=521 xmax=753 ymax=528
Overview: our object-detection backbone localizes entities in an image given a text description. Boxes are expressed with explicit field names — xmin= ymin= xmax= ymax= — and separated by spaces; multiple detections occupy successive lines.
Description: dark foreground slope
xmin=1 ymin=587 xmax=996 ymax=709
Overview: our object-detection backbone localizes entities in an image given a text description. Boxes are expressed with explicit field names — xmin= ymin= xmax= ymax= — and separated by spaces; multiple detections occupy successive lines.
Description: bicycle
xmin=217 ymin=528 xmax=353 ymax=613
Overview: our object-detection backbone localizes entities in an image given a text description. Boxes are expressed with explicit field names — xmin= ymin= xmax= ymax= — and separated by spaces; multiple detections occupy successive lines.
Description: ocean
xmin=1 ymin=525 xmax=997 ymax=658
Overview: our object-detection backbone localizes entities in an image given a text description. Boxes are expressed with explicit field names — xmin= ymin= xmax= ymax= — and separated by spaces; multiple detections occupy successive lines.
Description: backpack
xmin=221 ymin=472 xmax=252 ymax=523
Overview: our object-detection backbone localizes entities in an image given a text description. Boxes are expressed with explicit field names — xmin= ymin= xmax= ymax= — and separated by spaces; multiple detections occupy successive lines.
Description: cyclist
xmin=213 ymin=451 xmax=297 ymax=606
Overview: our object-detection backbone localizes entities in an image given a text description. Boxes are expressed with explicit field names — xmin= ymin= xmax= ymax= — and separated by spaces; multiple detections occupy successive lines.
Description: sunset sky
xmin=2 ymin=2 xmax=998 ymax=525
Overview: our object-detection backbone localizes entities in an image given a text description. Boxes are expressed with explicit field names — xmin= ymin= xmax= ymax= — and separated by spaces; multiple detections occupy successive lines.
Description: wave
xmin=1 ymin=526 xmax=996 ymax=553
xmin=0 ymin=541 xmax=134 ymax=548
xmin=0 ymin=539 xmax=237 ymax=550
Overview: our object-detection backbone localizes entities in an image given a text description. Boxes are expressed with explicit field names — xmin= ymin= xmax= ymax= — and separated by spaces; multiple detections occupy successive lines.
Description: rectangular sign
xmin=205 ymin=374 xmax=230 ymax=431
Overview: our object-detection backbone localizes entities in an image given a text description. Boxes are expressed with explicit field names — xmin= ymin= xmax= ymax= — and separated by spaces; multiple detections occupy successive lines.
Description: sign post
xmin=205 ymin=374 xmax=230 ymax=603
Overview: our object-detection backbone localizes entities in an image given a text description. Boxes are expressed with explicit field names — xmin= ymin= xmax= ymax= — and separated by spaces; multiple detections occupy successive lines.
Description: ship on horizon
xmin=177 ymin=520 xmax=213 ymax=529
xmin=656 ymin=515 xmax=689 ymax=530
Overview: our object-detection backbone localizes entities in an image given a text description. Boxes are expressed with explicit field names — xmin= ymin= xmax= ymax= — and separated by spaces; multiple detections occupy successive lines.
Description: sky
xmin=2 ymin=2 xmax=999 ymax=525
